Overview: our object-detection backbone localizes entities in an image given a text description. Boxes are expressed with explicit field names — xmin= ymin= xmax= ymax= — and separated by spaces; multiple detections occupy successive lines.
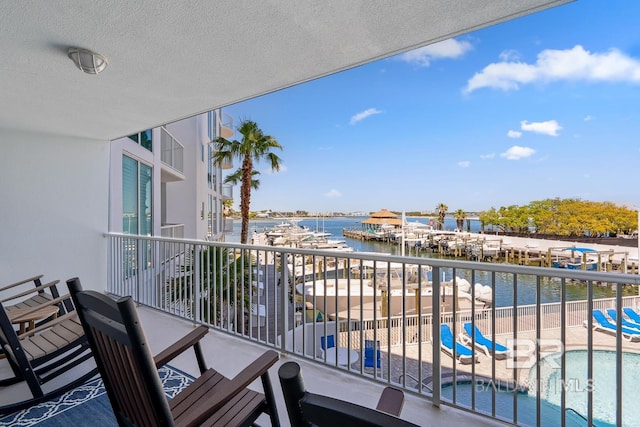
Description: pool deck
xmin=379 ymin=323 xmax=640 ymax=393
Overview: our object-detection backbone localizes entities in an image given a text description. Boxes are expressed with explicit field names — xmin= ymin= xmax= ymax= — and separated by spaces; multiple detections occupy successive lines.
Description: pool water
xmin=441 ymin=350 xmax=639 ymax=426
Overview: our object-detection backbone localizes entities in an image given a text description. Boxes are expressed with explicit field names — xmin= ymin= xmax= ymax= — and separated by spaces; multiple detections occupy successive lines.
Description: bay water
xmin=225 ymin=216 xmax=626 ymax=307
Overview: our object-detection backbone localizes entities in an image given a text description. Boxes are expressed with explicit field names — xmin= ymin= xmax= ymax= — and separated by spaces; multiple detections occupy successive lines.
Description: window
xmin=127 ymin=129 xmax=152 ymax=151
xmin=122 ymin=155 xmax=152 ymax=235
xmin=207 ymin=194 xmax=219 ymax=239
xmin=207 ymin=144 xmax=219 ymax=190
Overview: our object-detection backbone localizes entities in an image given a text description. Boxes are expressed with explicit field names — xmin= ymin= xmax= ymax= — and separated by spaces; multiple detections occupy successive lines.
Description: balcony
xmin=160 ymin=223 xmax=185 ymax=239
xmin=220 ymin=112 xmax=234 ymax=139
xmin=160 ymin=127 xmax=185 ymax=181
xmin=221 ymin=183 xmax=233 ymax=201
xmin=104 ymin=234 xmax=640 ymax=426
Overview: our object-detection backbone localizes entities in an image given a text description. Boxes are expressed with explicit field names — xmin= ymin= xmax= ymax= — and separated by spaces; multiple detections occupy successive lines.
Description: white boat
xmin=470 ymin=243 xmax=501 ymax=259
xmin=259 ymin=219 xmax=353 ymax=251
xmin=296 ymin=270 xmax=492 ymax=320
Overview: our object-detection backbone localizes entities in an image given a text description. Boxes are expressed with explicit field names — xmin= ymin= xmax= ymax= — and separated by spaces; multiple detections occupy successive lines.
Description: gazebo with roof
xmin=362 ymin=209 xmax=403 ymax=234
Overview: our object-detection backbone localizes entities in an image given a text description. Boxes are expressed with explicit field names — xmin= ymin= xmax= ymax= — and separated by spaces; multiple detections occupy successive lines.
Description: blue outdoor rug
xmin=0 ymin=366 xmax=193 ymax=426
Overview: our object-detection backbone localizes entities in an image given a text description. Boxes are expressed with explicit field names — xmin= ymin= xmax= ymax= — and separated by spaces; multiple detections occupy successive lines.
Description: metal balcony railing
xmin=160 ymin=127 xmax=184 ymax=173
xmin=160 ymin=224 xmax=184 ymax=239
xmin=221 ymin=183 xmax=233 ymax=201
xmin=105 ymin=233 xmax=640 ymax=427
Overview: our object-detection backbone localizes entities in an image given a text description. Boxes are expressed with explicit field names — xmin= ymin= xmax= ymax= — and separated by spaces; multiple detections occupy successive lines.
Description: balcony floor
xmin=5 ymin=301 xmax=640 ymax=425
xmin=0 ymin=304 xmax=512 ymax=425
xmin=136 ymin=306 xmax=506 ymax=426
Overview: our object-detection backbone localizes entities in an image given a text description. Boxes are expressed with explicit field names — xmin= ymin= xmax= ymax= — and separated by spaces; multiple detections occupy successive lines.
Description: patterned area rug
xmin=0 ymin=366 xmax=193 ymax=426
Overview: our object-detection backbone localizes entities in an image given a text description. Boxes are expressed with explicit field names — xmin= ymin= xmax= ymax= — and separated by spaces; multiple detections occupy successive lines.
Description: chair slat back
xmin=90 ymin=325 xmax=164 ymax=426
xmin=68 ymin=278 xmax=174 ymax=427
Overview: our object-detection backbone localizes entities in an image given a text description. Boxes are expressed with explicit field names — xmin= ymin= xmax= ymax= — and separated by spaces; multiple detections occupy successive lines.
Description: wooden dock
xmin=342 ymin=228 xmax=640 ymax=274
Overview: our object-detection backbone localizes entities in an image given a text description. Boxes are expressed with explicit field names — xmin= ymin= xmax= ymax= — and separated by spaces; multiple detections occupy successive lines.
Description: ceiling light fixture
xmin=67 ymin=47 xmax=109 ymax=74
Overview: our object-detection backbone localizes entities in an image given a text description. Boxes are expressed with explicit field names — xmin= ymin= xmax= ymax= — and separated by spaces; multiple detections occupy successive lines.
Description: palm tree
xmin=436 ymin=202 xmax=448 ymax=231
xmin=213 ymin=120 xmax=282 ymax=244
xmin=454 ymin=209 xmax=467 ymax=232
xmin=167 ymin=247 xmax=253 ymax=332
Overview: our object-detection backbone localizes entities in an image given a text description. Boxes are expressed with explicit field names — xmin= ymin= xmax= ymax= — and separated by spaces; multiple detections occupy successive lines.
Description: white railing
xmin=161 ymin=223 xmax=184 ymax=239
xmin=160 ymin=127 xmax=184 ymax=173
xmin=105 ymin=233 xmax=640 ymax=427
xmin=221 ymin=183 xmax=233 ymax=201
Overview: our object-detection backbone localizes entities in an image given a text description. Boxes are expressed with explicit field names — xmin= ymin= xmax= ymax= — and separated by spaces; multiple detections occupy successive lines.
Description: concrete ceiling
xmin=1 ymin=0 xmax=571 ymax=141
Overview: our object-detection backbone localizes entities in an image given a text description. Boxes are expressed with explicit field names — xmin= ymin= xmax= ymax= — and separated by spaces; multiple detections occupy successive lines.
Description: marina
xmin=242 ymin=215 xmax=640 ymax=277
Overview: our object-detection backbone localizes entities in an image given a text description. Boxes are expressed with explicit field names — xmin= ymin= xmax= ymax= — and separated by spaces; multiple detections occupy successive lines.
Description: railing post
xmin=194 ymin=244 xmax=201 ymax=325
xmin=432 ymin=266 xmax=441 ymax=407
xmin=280 ymin=251 xmax=289 ymax=354
xmin=135 ymin=237 xmax=143 ymax=303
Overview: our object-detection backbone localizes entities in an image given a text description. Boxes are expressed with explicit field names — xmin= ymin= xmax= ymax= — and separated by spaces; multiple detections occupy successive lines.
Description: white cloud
xmin=501 ymin=146 xmax=536 ymax=160
xmin=584 ymin=115 xmax=595 ymax=121
xmin=499 ymin=49 xmax=521 ymax=62
xmin=465 ymin=45 xmax=640 ymax=93
xmin=400 ymin=38 xmax=472 ymax=67
xmin=520 ymin=120 xmax=562 ymax=136
xmin=507 ymin=130 xmax=522 ymax=138
xmin=480 ymin=153 xmax=495 ymax=159
xmin=458 ymin=161 xmax=470 ymax=168
xmin=324 ymin=189 xmax=342 ymax=198
xmin=350 ymin=108 xmax=382 ymax=125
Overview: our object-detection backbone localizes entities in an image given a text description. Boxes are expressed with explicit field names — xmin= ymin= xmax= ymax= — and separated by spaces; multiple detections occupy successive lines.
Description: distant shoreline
xmin=228 ymin=216 xmax=639 ymax=249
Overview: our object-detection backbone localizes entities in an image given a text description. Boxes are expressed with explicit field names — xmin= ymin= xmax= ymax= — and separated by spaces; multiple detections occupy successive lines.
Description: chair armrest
xmin=17 ymin=311 xmax=76 ymax=339
xmin=154 ymin=325 xmax=209 ymax=369
xmin=376 ymin=386 xmax=405 ymax=416
xmin=458 ymin=332 xmax=470 ymax=345
xmin=0 ymin=275 xmax=44 ymax=292
xmin=9 ymin=292 xmax=67 ymax=321
xmin=182 ymin=350 xmax=279 ymax=427
xmin=1 ymin=280 xmax=59 ymax=303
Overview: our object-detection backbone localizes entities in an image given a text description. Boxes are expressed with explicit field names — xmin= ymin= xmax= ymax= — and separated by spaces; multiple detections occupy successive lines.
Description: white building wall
xmin=164 ymin=114 xmax=209 ymax=240
xmin=0 ymin=129 xmax=109 ymax=293
xmin=107 ymin=111 xmax=226 ymax=244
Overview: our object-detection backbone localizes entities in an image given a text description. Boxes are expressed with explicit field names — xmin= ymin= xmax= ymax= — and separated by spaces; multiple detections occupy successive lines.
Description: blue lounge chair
xmin=606 ymin=309 xmax=640 ymax=331
xmin=321 ymin=335 xmax=335 ymax=350
xmin=440 ymin=324 xmax=477 ymax=364
xmin=623 ymin=307 xmax=640 ymax=325
xmin=461 ymin=323 xmax=510 ymax=360
xmin=590 ymin=310 xmax=640 ymax=341
xmin=364 ymin=340 xmax=381 ymax=369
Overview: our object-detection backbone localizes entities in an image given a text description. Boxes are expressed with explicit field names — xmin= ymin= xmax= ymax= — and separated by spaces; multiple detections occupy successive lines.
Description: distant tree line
xmin=479 ymin=198 xmax=637 ymax=237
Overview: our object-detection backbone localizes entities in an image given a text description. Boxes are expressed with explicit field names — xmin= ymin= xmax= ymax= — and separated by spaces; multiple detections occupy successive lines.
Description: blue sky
xmin=223 ymin=0 xmax=640 ymax=214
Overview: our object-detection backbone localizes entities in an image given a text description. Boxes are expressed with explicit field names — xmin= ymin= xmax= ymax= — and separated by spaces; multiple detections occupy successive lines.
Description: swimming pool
xmin=441 ymin=350 xmax=639 ymax=426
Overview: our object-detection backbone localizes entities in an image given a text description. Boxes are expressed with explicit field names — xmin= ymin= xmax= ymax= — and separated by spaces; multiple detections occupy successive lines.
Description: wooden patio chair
xmin=66 ymin=277 xmax=281 ymax=427
xmin=0 ymin=291 xmax=97 ymax=414
xmin=279 ymin=361 xmax=419 ymax=427
xmin=1 ymin=275 xmax=73 ymax=328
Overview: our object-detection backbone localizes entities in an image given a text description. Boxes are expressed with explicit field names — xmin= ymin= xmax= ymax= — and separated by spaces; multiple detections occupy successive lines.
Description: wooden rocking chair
xmin=67 ymin=277 xmax=280 ymax=427
xmin=1 ymin=275 xmax=73 ymax=328
xmin=0 ymin=291 xmax=96 ymax=414
xmin=279 ymin=361 xmax=418 ymax=427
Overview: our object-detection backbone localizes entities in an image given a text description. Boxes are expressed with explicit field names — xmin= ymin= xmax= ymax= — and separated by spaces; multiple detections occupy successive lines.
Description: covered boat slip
xmin=550 ymin=246 xmax=611 ymax=271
